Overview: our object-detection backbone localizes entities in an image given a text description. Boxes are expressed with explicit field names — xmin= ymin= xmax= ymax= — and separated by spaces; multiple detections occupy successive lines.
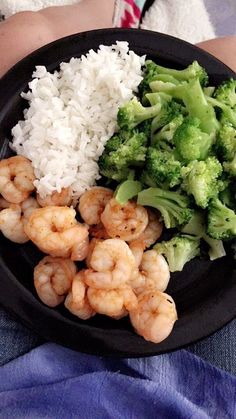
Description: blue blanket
xmin=0 ymin=343 xmax=235 ymax=418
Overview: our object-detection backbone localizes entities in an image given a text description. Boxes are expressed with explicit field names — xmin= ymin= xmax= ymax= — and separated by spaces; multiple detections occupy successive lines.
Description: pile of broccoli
xmin=98 ymin=59 xmax=236 ymax=272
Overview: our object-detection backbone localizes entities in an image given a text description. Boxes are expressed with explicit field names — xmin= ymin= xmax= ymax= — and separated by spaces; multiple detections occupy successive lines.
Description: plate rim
xmin=0 ymin=28 xmax=235 ymax=357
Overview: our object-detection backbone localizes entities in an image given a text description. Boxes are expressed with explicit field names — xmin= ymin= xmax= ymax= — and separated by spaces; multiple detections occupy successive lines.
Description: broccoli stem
xmin=137 ymin=187 xmax=193 ymax=228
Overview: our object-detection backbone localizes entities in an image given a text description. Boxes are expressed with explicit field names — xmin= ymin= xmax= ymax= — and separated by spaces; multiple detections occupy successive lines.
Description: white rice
xmin=11 ymin=42 xmax=145 ymax=199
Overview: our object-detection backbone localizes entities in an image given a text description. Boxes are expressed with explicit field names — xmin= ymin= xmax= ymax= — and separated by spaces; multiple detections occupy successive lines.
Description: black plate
xmin=0 ymin=29 xmax=235 ymax=357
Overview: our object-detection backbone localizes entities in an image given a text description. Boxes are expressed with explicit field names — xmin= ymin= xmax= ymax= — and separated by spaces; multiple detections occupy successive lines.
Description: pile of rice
xmin=11 ymin=42 xmax=145 ymax=198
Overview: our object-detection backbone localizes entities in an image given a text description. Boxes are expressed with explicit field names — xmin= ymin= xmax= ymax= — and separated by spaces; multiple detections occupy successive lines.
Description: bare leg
xmin=197 ymin=36 xmax=236 ymax=73
xmin=0 ymin=0 xmax=115 ymax=77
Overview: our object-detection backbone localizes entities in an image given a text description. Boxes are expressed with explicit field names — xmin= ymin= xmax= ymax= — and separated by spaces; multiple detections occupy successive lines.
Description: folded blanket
xmin=0 ymin=343 xmax=235 ymax=418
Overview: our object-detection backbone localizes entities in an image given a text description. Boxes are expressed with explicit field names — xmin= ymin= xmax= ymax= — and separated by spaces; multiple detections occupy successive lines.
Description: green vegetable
xmin=150 ymin=78 xmax=219 ymax=134
xmin=173 ymin=116 xmax=212 ymax=163
xmin=181 ymin=157 xmax=223 ymax=208
xmin=216 ymin=123 xmax=236 ymax=161
xmin=207 ymin=96 xmax=236 ymax=128
xmin=138 ymin=60 xmax=208 ymax=98
xmin=154 ymin=234 xmax=200 ymax=272
xmin=223 ymin=155 xmax=236 ymax=177
xmin=181 ymin=211 xmax=226 ymax=260
xmin=152 ymin=114 xmax=184 ymax=147
xmin=207 ymin=198 xmax=236 ymax=240
xmin=117 ymin=97 xmax=162 ymax=130
xmin=151 ymin=100 xmax=184 ymax=135
xmin=98 ymin=129 xmax=147 ymax=182
xmin=144 ymin=147 xmax=182 ymax=188
xmin=115 ymin=180 xmax=143 ymax=204
xmin=214 ymin=78 xmax=236 ymax=108
xmin=137 ymin=187 xmax=193 ymax=228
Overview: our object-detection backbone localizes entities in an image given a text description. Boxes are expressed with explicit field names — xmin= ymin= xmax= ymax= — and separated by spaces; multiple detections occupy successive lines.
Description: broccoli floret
xmin=154 ymin=235 xmax=200 ymax=272
xmin=181 ymin=211 xmax=226 ymax=260
xmin=99 ymin=129 xmax=147 ymax=182
xmin=223 ymin=155 xmax=236 ymax=176
xmin=145 ymin=147 xmax=182 ymax=188
xmin=207 ymin=198 xmax=236 ymax=240
xmin=117 ymin=97 xmax=162 ymax=130
xmin=99 ymin=154 xmax=130 ymax=182
xmin=137 ymin=187 xmax=193 ymax=229
xmin=216 ymin=123 xmax=236 ymax=161
xmin=150 ymin=78 xmax=219 ymax=134
xmin=207 ymin=96 xmax=236 ymax=128
xmin=151 ymin=100 xmax=184 ymax=134
xmin=181 ymin=157 xmax=223 ymax=208
xmin=152 ymin=114 xmax=184 ymax=147
xmin=103 ymin=134 xmax=122 ymax=153
xmin=219 ymin=184 xmax=236 ymax=209
xmin=214 ymin=78 xmax=236 ymax=108
xmin=173 ymin=116 xmax=212 ymax=163
xmin=139 ymin=61 xmax=162 ymax=98
xmin=139 ymin=60 xmax=208 ymax=98
xmin=140 ymin=170 xmax=159 ymax=188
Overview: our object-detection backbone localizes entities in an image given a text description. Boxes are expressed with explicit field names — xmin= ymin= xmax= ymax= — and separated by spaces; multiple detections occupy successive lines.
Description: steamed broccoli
xmin=145 ymin=147 xmax=182 ymax=188
xmin=207 ymin=96 xmax=236 ymax=128
xmin=207 ymin=198 xmax=236 ymax=240
xmin=216 ymin=123 xmax=236 ymax=161
xmin=151 ymin=99 xmax=184 ymax=134
xmin=214 ymin=78 xmax=236 ymax=108
xmin=173 ymin=116 xmax=212 ymax=163
xmin=117 ymin=97 xmax=162 ymax=130
xmin=181 ymin=211 xmax=226 ymax=260
xmin=223 ymin=155 xmax=236 ymax=177
xmin=154 ymin=235 xmax=200 ymax=272
xmin=138 ymin=60 xmax=208 ymax=98
xmin=137 ymin=187 xmax=193 ymax=229
xmin=150 ymin=78 xmax=219 ymax=134
xmin=99 ymin=129 xmax=147 ymax=182
xmin=152 ymin=114 xmax=184 ymax=147
xmin=219 ymin=184 xmax=236 ymax=209
xmin=181 ymin=157 xmax=223 ymax=208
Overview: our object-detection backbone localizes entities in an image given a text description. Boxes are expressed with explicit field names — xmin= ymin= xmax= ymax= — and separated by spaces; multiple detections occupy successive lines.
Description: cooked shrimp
xmin=84 ymin=238 xmax=136 ymax=289
xmin=101 ymin=198 xmax=149 ymax=241
xmin=34 ymin=256 xmax=77 ymax=307
xmin=129 ymin=209 xmax=163 ymax=249
xmin=0 ymin=204 xmax=28 ymax=243
xmin=129 ymin=289 xmax=178 ymax=343
xmin=87 ymin=286 xmax=137 ymax=319
xmin=129 ymin=209 xmax=163 ymax=267
xmin=89 ymin=223 xmax=110 ymax=240
xmin=0 ymin=156 xmax=35 ymax=203
xmin=0 ymin=197 xmax=10 ymax=209
xmin=0 ymin=196 xmax=39 ymax=243
xmin=64 ymin=270 xmax=95 ymax=320
xmin=21 ymin=197 xmax=40 ymax=223
xmin=24 ymin=206 xmax=89 ymax=260
xmin=130 ymin=250 xmax=170 ymax=294
xmin=78 ymin=186 xmax=113 ymax=225
xmin=37 ymin=187 xmax=72 ymax=207
xmin=86 ymin=238 xmax=103 ymax=268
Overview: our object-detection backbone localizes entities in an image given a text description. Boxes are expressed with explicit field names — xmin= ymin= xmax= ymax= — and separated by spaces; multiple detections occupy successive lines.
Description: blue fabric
xmin=0 ymin=342 xmax=236 ymax=418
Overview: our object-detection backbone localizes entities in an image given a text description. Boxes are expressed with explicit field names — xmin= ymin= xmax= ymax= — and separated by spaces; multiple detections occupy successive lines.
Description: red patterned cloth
xmin=113 ymin=0 xmax=146 ymax=28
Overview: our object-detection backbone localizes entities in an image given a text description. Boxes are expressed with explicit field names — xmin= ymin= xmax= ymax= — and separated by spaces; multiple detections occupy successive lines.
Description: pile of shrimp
xmin=0 ymin=155 xmax=178 ymax=344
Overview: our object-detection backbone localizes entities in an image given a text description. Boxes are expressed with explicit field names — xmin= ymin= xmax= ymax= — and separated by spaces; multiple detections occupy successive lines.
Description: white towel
xmin=141 ymin=0 xmax=215 ymax=43
xmin=0 ymin=0 xmax=215 ymax=43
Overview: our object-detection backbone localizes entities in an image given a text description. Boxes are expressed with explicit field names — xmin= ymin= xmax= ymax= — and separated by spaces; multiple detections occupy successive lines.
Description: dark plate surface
xmin=0 ymin=28 xmax=235 ymax=357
